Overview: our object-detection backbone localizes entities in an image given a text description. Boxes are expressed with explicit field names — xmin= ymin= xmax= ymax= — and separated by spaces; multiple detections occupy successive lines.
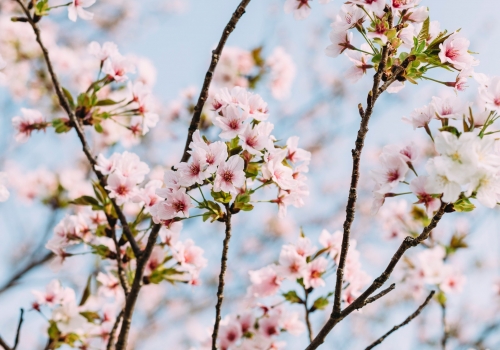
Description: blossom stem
xmin=421 ymin=75 xmax=449 ymax=86
xmin=303 ymin=286 xmax=314 ymax=343
xmin=47 ymin=2 xmax=72 ymax=10
xmin=351 ymin=46 xmax=375 ymax=56
xmin=424 ymin=124 xmax=435 ymax=142
xmin=358 ymin=29 xmax=377 ymax=54
xmin=211 ymin=204 xmax=233 ymax=350
xmin=359 ymin=5 xmax=375 ymax=23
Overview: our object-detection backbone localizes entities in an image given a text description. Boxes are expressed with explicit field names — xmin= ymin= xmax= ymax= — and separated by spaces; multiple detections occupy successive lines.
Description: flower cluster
xmin=31 ymin=279 xmax=123 ymax=348
xmin=97 ymin=151 xmax=150 ymax=205
xmin=215 ymin=308 xmax=305 ymax=350
xmin=323 ymin=1 xmax=477 ymax=92
xmin=248 ymin=230 xmax=370 ymax=307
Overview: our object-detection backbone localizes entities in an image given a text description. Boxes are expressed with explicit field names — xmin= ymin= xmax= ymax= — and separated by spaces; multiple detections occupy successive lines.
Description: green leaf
xmin=453 ymin=196 xmax=475 ymax=212
xmin=95 ymin=99 xmax=122 ymax=106
xmin=35 ymin=0 xmax=49 ymax=16
xmin=211 ymin=190 xmax=232 ymax=204
xmin=65 ymin=333 xmax=80 ymax=346
xmin=52 ymin=118 xmax=72 ymax=134
xmin=235 ymin=193 xmax=251 ymax=204
xmin=94 ymin=123 xmax=103 ymax=133
xmin=229 ymin=145 xmax=243 ymax=157
xmin=234 ymin=202 xmax=254 ymax=211
xmin=312 ymin=297 xmax=329 ymax=311
xmin=245 ymin=162 xmax=260 ymax=180
xmin=417 ymin=17 xmax=430 ymax=43
xmin=80 ymin=311 xmax=100 ymax=323
xmin=71 ymin=195 xmax=100 ymax=207
xmin=62 ymin=87 xmax=75 ymax=109
xmin=282 ymin=290 xmax=302 ymax=304
xmin=79 ymin=275 xmax=92 ymax=306
xmin=436 ymin=290 xmax=447 ymax=306
xmin=207 ymin=200 xmax=222 ymax=214
xmin=48 ymin=320 xmax=60 ymax=340
xmin=439 ymin=126 xmax=461 ymax=137
xmin=92 ymin=244 xmax=111 ymax=258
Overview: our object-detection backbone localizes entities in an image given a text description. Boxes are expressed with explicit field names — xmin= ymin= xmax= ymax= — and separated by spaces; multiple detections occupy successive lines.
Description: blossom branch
xmin=440 ymin=301 xmax=448 ymax=350
xmin=115 ymin=224 xmax=161 ymax=350
xmin=364 ymin=290 xmax=435 ymax=350
xmin=306 ymin=202 xmax=447 ymax=349
xmin=14 ymin=0 xmax=141 ymax=259
xmin=332 ymin=30 xmax=392 ymax=319
xmin=211 ymin=204 xmax=233 ymax=350
xmin=110 ymin=224 xmax=130 ymax=296
xmin=180 ymin=0 xmax=251 ymax=163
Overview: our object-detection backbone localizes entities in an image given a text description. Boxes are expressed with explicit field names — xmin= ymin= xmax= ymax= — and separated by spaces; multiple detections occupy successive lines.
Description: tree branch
xmin=332 ymin=37 xmax=391 ymax=320
xmin=211 ymin=205 xmax=233 ymax=350
xmin=304 ymin=287 xmax=314 ymax=343
xmin=365 ymin=291 xmax=435 ymax=350
xmin=306 ymin=202 xmax=447 ymax=350
xmin=14 ymin=0 xmax=141 ymax=259
xmin=114 ymin=224 xmax=160 ymax=350
xmin=441 ymin=300 xmax=448 ymax=350
xmin=363 ymin=283 xmax=396 ymax=306
xmin=180 ymin=0 xmax=252 ymax=163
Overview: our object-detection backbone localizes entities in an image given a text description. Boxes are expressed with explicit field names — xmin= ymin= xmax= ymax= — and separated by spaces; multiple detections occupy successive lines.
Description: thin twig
xmin=14 ymin=0 xmax=141 ymax=258
xmin=180 ymin=0 xmax=252 ymax=163
xmin=115 ymin=224 xmax=160 ymax=350
xmin=0 ymin=309 xmax=24 ymax=350
xmin=364 ymin=283 xmax=396 ymax=306
xmin=441 ymin=301 xmax=448 ymax=350
xmin=106 ymin=310 xmax=124 ymax=350
xmin=12 ymin=309 xmax=23 ymax=350
xmin=365 ymin=291 xmax=435 ymax=349
xmin=110 ymin=222 xmax=130 ymax=296
xmin=211 ymin=205 xmax=233 ymax=350
xmin=304 ymin=287 xmax=314 ymax=343
xmin=0 ymin=252 xmax=53 ymax=295
xmin=331 ymin=34 xmax=392 ymax=319
xmin=306 ymin=202 xmax=447 ymax=350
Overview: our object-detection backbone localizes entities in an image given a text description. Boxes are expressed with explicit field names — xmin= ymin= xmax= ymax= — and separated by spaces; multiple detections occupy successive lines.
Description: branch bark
xmin=306 ymin=202 xmax=447 ymax=350
xmin=211 ymin=205 xmax=233 ymax=350
xmin=115 ymin=224 xmax=160 ymax=350
xmin=0 ymin=309 xmax=24 ymax=350
xmin=365 ymin=291 xmax=435 ymax=350
xmin=106 ymin=310 xmax=124 ymax=350
xmin=0 ymin=252 xmax=53 ymax=295
xmin=180 ymin=0 xmax=252 ymax=163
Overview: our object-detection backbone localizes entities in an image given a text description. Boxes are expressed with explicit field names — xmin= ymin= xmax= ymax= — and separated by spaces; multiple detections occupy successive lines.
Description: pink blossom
xmin=106 ymin=172 xmax=137 ymax=205
xmin=478 ymin=76 xmax=500 ymax=113
xmin=103 ymin=54 xmax=136 ymax=82
xmin=145 ymin=246 xmax=166 ymax=276
xmin=325 ymin=31 xmax=354 ymax=58
xmin=259 ymin=314 xmax=281 ymax=338
xmin=88 ymin=41 xmax=118 ymax=61
xmin=286 ymin=136 xmax=311 ymax=165
xmin=173 ymin=239 xmax=207 ymax=270
xmin=262 ymin=160 xmax=295 ymax=190
xmin=132 ymin=180 xmax=162 ymax=213
xmin=330 ymin=5 xmax=365 ymax=33
xmin=32 ymin=280 xmax=65 ymax=309
xmin=371 ymin=153 xmax=409 ymax=194
xmin=176 ymin=152 xmax=210 ymax=187
xmin=213 ymin=155 xmax=245 ymax=195
xmin=248 ymin=265 xmax=282 ymax=297
xmin=431 ymin=95 xmax=467 ymax=119
xmin=391 ymin=0 xmax=421 ymax=10
xmin=95 ymin=153 xmax=120 ymax=175
xmin=219 ymin=318 xmax=242 ymax=350
xmin=277 ymin=246 xmax=307 ymax=279
xmin=159 ymin=221 xmax=182 ymax=246
xmin=156 ymin=170 xmax=182 ymax=198
xmin=440 ymin=270 xmax=466 ymax=294
xmin=350 ymin=0 xmax=386 ymax=16
xmin=303 ymin=257 xmax=328 ymax=289
xmin=438 ymin=33 xmax=478 ymax=70
xmin=319 ymin=229 xmax=342 ymax=257
xmin=402 ymin=105 xmax=434 ymax=129
xmin=213 ymin=105 xmax=248 ymax=140
xmin=12 ymin=108 xmax=46 ymax=143
xmin=345 ymin=44 xmax=374 ymax=82
xmin=68 ymin=0 xmax=96 ymax=22
xmin=152 ymin=188 xmax=193 ymax=221
xmin=265 ymin=47 xmax=296 ymax=101
xmin=189 ymin=130 xmax=228 ymax=173
xmin=284 ymin=0 xmax=312 ymax=20
xmin=239 ymin=122 xmax=274 ymax=155
xmin=97 ymin=272 xmax=121 ymax=298
xmin=410 ymin=176 xmax=442 ymax=217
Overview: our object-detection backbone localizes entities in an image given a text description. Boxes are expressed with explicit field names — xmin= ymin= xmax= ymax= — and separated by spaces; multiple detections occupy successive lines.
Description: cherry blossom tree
xmin=0 ymin=1 xmax=500 ymax=350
